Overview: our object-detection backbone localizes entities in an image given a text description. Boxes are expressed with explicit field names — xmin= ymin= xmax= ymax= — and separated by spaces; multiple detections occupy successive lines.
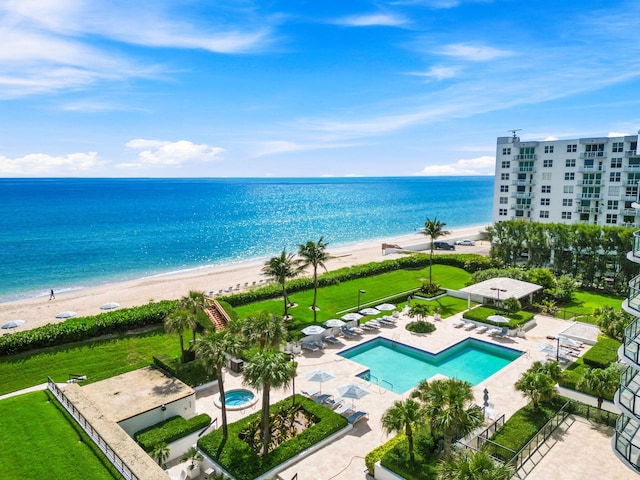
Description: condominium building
xmin=493 ymin=132 xmax=640 ymax=227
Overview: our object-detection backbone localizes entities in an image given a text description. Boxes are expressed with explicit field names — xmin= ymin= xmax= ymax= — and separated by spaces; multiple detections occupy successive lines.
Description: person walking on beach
xmin=49 ymin=289 xmax=55 ymax=301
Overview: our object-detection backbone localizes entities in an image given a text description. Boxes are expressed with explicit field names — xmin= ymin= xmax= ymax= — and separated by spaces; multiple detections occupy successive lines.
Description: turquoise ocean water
xmin=0 ymin=177 xmax=494 ymax=303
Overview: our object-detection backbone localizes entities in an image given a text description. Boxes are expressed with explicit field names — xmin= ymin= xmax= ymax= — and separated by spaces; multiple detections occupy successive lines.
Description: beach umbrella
xmin=301 ymin=325 xmax=326 ymax=336
xmin=487 ymin=315 xmax=510 ymax=324
xmin=359 ymin=307 xmax=380 ymax=316
xmin=56 ymin=311 xmax=77 ymax=319
xmin=323 ymin=319 xmax=345 ymax=328
xmin=559 ymin=336 xmax=582 ymax=348
xmin=337 ymin=383 xmax=370 ymax=407
xmin=100 ymin=302 xmax=120 ymax=311
xmin=306 ymin=369 xmax=335 ymax=393
xmin=376 ymin=303 xmax=396 ymax=311
xmin=341 ymin=312 xmax=363 ymax=322
xmin=1 ymin=319 xmax=25 ymax=329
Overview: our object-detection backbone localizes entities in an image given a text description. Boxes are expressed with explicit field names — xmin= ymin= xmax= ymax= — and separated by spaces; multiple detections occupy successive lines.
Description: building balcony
xmin=510 ymin=192 xmax=533 ymax=199
xmin=575 ymin=206 xmax=602 ymax=214
xmin=514 ymin=154 xmax=537 ymax=160
xmin=623 ymin=223 xmax=640 ymax=229
xmin=616 ymin=367 xmax=640 ymax=418
xmin=614 ymin=414 xmax=640 ymax=472
xmin=630 ymin=231 xmax=640 ymax=263
xmin=622 ymin=209 xmax=638 ymax=216
xmin=621 ymin=315 xmax=640 ymax=368
xmin=512 ymin=167 xmax=536 ymax=173
xmin=576 ymin=193 xmax=603 ymax=200
xmin=578 ymin=166 xmax=605 ymax=172
xmin=626 ymin=151 xmax=640 ymax=158
xmin=624 ymin=164 xmax=640 ymax=171
xmin=624 ymin=181 xmax=640 ymax=187
xmin=577 ymin=180 xmax=603 ymax=186
xmin=510 ymin=204 xmax=532 ymax=210
xmin=512 ymin=180 xmax=535 ymax=186
xmin=580 ymin=152 xmax=607 ymax=159
xmin=622 ymin=195 xmax=638 ymax=202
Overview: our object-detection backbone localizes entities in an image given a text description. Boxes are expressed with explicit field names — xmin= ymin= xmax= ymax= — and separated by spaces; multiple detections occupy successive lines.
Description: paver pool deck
xmin=167 ymin=311 xmax=628 ymax=480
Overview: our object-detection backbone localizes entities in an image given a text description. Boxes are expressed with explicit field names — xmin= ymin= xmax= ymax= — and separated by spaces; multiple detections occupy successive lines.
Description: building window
xmin=501 ymin=160 xmax=510 ymax=168
xmin=502 ymin=147 xmax=511 ymax=155
xmin=567 ymin=144 xmax=577 ymax=153
xmin=606 ymin=214 xmax=618 ymax=224
xmin=544 ymin=146 xmax=554 ymax=154
xmin=610 ymin=172 xmax=621 ymax=183
xmin=612 ymin=142 xmax=624 ymax=153
xmin=540 ymin=210 xmax=549 ymax=219
xmin=561 ymin=212 xmax=572 ymax=220
xmin=501 ymin=173 xmax=510 ymax=181
xmin=607 ymin=200 xmax=619 ymax=210
xmin=540 ymin=198 xmax=550 ymax=206
xmin=564 ymin=172 xmax=575 ymax=181
xmin=541 ymin=185 xmax=551 ymax=193
xmin=611 ymin=158 xmax=622 ymax=168
xmin=566 ymin=159 xmax=576 ymax=167
xmin=542 ymin=172 xmax=552 ymax=181
xmin=500 ymin=185 xmax=509 ymax=192
xmin=609 ymin=186 xmax=620 ymax=196
xmin=543 ymin=159 xmax=553 ymax=167
xmin=499 ymin=208 xmax=508 ymax=216
xmin=563 ymin=185 xmax=574 ymax=193
xmin=499 ymin=196 xmax=508 ymax=204
xmin=562 ymin=199 xmax=573 ymax=207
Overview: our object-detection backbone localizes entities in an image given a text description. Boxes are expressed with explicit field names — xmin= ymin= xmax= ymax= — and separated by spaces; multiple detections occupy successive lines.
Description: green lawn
xmin=0 ymin=391 xmax=119 ymax=480
xmin=411 ymin=295 xmax=476 ymax=319
xmin=558 ymin=289 xmax=624 ymax=320
xmin=0 ymin=329 xmax=180 ymax=396
xmin=234 ymin=264 xmax=472 ymax=327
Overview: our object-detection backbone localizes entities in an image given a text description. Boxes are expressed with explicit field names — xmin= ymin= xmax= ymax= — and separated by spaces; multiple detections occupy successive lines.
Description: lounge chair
xmin=350 ymin=326 xmax=365 ymax=334
xmin=301 ymin=389 xmax=320 ymax=399
xmin=365 ymin=321 xmax=380 ymax=329
xmin=475 ymin=325 xmax=488 ymax=334
xmin=361 ymin=324 xmax=375 ymax=331
xmin=314 ymin=393 xmax=333 ymax=404
xmin=311 ymin=340 xmax=327 ymax=349
xmin=323 ymin=335 xmax=341 ymax=344
xmin=452 ymin=319 xmax=466 ymax=328
xmin=341 ymin=327 xmax=356 ymax=338
xmin=323 ymin=397 xmax=344 ymax=409
xmin=495 ymin=327 xmax=509 ymax=338
xmin=486 ymin=328 xmax=500 ymax=336
xmin=347 ymin=411 xmax=369 ymax=425
xmin=301 ymin=342 xmax=319 ymax=352
xmin=463 ymin=322 xmax=476 ymax=331
xmin=378 ymin=318 xmax=395 ymax=326
xmin=334 ymin=404 xmax=355 ymax=416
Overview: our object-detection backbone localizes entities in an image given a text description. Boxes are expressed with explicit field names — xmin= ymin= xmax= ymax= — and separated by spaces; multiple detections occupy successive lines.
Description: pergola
xmin=459 ymin=277 xmax=543 ymax=310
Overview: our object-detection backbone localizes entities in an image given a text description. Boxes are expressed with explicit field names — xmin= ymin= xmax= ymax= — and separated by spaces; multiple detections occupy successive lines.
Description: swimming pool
xmin=339 ymin=337 xmax=523 ymax=393
xmin=214 ymin=389 xmax=258 ymax=410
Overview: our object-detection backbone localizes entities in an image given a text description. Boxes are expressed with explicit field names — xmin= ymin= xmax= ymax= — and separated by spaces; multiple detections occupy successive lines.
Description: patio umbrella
xmin=376 ymin=303 xmax=396 ymax=311
xmin=56 ymin=311 xmax=77 ymax=319
xmin=1 ymin=319 xmax=25 ymax=329
xmin=301 ymin=325 xmax=326 ymax=336
xmin=337 ymin=383 xmax=370 ymax=407
xmin=100 ymin=302 xmax=120 ymax=310
xmin=359 ymin=307 xmax=380 ymax=316
xmin=306 ymin=369 xmax=335 ymax=393
xmin=487 ymin=315 xmax=510 ymax=324
xmin=323 ymin=319 xmax=345 ymax=328
xmin=559 ymin=336 xmax=582 ymax=348
xmin=341 ymin=312 xmax=363 ymax=322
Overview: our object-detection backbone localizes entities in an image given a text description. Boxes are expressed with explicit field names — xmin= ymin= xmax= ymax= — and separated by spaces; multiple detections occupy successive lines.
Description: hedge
xmin=462 ymin=306 xmax=534 ymax=328
xmin=582 ymin=336 xmax=621 ymax=369
xmin=198 ymin=396 xmax=348 ymax=480
xmin=0 ymin=300 xmax=179 ymax=356
xmin=220 ymin=253 xmax=491 ymax=307
xmin=134 ymin=414 xmax=212 ymax=452
xmin=153 ymin=354 xmax=216 ymax=387
xmin=365 ymin=432 xmax=406 ymax=475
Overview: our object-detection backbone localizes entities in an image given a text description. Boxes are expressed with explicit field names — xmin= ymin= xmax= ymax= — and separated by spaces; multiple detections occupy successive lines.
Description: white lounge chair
xmin=475 ymin=325 xmax=488 ymax=334
xmin=301 ymin=342 xmax=319 ymax=352
xmin=463 ymin=322 xmax=476 ymax=331
xmin=452 ymin=319 xmax=466 ymax=328
xmin=486 ymin=328 xmax=500 ymax=336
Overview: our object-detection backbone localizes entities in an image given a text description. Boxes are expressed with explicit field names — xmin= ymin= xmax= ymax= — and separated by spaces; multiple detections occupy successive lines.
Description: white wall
xmin=118 ymin=393 xmax=197 ymax=437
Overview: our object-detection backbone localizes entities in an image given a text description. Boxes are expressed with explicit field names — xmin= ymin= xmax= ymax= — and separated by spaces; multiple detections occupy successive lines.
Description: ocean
xmin=0 ymin=177 xmax=494 ymax=303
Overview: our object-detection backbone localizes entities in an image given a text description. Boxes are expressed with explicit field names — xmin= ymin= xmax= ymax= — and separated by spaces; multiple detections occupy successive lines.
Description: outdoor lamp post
xmin=490 ymin=287 xmax=507 ymax=313
xmin=483 ymin=388 xmax=489 ymax=415
xmin=289 ymin=353 xmax=297 ymax=407
xmin=357 ymin=289 xmax=366 ymax=309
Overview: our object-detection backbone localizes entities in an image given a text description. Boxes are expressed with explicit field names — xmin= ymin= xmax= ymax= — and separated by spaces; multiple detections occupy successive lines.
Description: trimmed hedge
xmin=365 ymin=432 xmax=406 ymax=475
xmin=582 ymin=336 xmax=621 ymax=369
xmin=406 ymin=321 xmax=436 ymax=334
xmin=134 ymin=414 xmax=212 ymax=452
xmin=198 ymin=396 xmax=348 ymax=480
xmin=462 ymin=305 xmax=534 ymax=328
xmin=153 ymin=354 xmax=216 ymax=387
xmin=0 ymin=300 xmax=178 ymax=356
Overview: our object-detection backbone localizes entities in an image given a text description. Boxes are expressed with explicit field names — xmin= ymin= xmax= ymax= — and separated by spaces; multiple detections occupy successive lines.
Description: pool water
xmin=339 ymin=338 xmax=522 ymax=393
xmin=221 ymin=389 xmax=255 ymax=407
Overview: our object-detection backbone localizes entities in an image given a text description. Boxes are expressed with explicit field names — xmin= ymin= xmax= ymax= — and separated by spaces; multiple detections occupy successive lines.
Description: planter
xmin=187 ymin=464 xmax=200 ymax=479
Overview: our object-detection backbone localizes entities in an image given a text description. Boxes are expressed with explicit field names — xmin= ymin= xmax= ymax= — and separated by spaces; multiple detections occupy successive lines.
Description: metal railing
xmin=47 ymin=377 xmax=139 ymax=480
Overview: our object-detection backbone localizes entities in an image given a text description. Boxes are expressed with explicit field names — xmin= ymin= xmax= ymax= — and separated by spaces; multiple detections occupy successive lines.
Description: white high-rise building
xmin=493 ymin=132 xmax=640 ymax=227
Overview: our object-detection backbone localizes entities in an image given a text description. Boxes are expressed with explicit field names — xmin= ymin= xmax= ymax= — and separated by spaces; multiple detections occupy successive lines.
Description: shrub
xmin=135 ymin=414 xmax=212 ymax=452
xmin=0 ymin=300 xmax=178 ymax=356
xmin=462 ymin=306 xmax=533 ymax=328
xmin=581 ymin=336 xmax=621 ymax=369
xmin=365 ymin=433 xmax=406 ymax=475
xmin=153 ymin=355 xmax=216 ymax=387
xmin=406 ymin=321 xmax=436 ymax=334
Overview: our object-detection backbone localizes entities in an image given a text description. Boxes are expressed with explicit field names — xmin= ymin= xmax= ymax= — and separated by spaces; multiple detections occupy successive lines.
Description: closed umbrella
xmin=100 ymin=302 xmax=120 ymax=310
xmin=306 ymin=369 xmax=335 ymax=393
xmin=487 ymin=315 xmax=510 ymax=324
xmin=337 ymin=383 xmax=370 ymax=407
xmin=1 ymin=319 xmax=25 ymax=329
xmin=56 ymin=311 xmax=77 ymax=319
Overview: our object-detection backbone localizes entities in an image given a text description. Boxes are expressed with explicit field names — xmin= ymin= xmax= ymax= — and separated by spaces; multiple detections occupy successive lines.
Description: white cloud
xmin=415 ymin=155 xmax=495 ymax=176
xmin=0 ymin=151 xmax=102 ymax=175
xmin=435 ymin=43 xmax=514 ymax=61
xmin=250 ymin=140 xmax=361 ymax=157
xmin=407 ymin=66 xmax=458 ymax=80
xmin=123 ymin=139 xmax=225 ymax=167
xmin=609 ymin=131 xmax=630 ymax=137
xmin=335 ymin=13 xmax=408 ymax=27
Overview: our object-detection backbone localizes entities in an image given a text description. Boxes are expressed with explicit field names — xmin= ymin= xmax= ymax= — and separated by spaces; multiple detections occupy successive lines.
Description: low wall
xmin=557 ymin=385 xmax=620 ymax=414
xmin=374 ymin=461 xmax=406 ymax=480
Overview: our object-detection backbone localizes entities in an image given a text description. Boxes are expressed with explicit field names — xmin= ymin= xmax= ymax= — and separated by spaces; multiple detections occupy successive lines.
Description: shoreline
xmin=0 ymin=225 xmax=490 ymax=333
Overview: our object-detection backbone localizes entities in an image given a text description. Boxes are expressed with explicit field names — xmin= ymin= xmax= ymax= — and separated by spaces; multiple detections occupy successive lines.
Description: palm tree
xmin=181 ymin=290 xmax=206 ymax=343
xmin=422 ymin=217 xmax=451 ymax=285
xmin=198 ymin=330 xmax=242 ymax=438
xmin=437 ymin=450 xmax=514 ymax=480
xmin=151 ymin=442 xmax=170 ymax=467
xmin=241 ymin=311 xmax=287 ymax=352
xmin=262 ymin=249 xmax=303 ymax=318
xmin=165 ymin=308 xmax=196 ymax=363
xmin=577 ymin=364 xmax=621 ymax=413
xmin=242 ymin=351 xmax=296 ymax=457
xmin=381 ymin=398 xmax=423 ymax=462
xmin=514 ymin=369 xmax=555 ymax=410
xmin=413 ymin=378 xmax=483 ymax=456
xmin=298 ymin=237 xmax=332 ymax=323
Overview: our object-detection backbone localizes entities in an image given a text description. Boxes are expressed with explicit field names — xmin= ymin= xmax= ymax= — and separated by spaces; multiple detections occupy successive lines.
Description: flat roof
xmin=80 ymin=366 xmax=195 ymax=422
xmin=459 ymin=277 xmax=542 ymax=300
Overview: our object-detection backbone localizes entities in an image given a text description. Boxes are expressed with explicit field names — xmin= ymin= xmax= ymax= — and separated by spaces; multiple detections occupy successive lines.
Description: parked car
xmin=434 ymin=241 xmax=455 ymax=250
xmin=455 ymin=239 xmax=476 ymax=246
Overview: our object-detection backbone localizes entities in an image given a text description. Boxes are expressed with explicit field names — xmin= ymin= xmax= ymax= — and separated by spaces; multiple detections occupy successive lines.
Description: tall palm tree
xmin=164 ymin=308 xmax=196 ymax=363
xmin=242 ymin=351 xmax=296 ymax=457
xmin=381 ymin=398 xmax=423 ymax=463
xmin=298 ymin=237 xmax=332 ymax=323
xmin=241 ymin=311 xmax=287 ymax=352
xmin=422 ymin=217 xmax=451 ymax=285
xmin=181 ymin=290 xmax=206 ymax=343
xmin=514 ymin=369 xmax=554 ymax=410
xmin=262 ymin=249 xmax=303 ymax=318
xmin=437 ymin=450 xmax=514 ymax=480
xmin=197 ymin=330 xmax=242 ymax=438
xmin=577 ymin=364 xmax=621 ymax=412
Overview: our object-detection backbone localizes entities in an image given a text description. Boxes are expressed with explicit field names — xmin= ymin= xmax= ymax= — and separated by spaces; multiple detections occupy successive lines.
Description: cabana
xmin=459 ymin=277 xmax=543 ymax=311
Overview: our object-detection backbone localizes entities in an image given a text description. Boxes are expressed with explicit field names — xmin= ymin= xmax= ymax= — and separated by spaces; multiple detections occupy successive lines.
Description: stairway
xmin=204 ymin=299 xmax=231 ymax=331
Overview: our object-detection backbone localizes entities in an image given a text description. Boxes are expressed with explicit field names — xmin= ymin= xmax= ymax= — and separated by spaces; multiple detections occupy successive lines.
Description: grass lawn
xmin=558 ymin=289 xmax=624 ymax=321
xmin=0 ymin=329 xmax=180 ymax=396
xmin=411 ymin=295 xmax=476 ymax=319
xmin=0 ymin=391 xmax=119 ymax=480
xmin=234 ymin=264 xmax=472 ymax=328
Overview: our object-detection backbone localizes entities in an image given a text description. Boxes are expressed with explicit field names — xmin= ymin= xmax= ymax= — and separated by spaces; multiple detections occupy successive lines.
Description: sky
xmin=1 ymin=0 xmax=640 ymax=178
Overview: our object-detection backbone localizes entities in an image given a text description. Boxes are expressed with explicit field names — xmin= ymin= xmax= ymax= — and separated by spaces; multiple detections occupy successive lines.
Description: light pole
xmin=490 ymin=287 xmax=507 ymax=313
xmin=483 ymin=388 xmax=489 ymax=416
xmin=357 ymin=289 xmax=366 ymax=309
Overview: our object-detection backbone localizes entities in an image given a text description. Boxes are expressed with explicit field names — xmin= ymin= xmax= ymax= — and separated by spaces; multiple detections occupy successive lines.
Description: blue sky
xmin=1 ymin=0 xmax=639 ymax=178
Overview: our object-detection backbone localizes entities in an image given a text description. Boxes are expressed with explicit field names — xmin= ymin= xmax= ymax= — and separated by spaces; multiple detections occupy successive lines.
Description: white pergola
xmin=459 ymin=277 xmax=543 ymax=310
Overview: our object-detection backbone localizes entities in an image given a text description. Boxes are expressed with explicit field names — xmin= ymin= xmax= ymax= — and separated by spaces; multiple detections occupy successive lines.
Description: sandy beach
xmin=0 ymin=225 xmax=490 ymax=333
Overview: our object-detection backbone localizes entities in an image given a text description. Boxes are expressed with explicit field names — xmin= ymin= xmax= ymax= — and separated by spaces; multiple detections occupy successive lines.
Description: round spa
xmin=214 ymin=388 xmax=258 ymax=410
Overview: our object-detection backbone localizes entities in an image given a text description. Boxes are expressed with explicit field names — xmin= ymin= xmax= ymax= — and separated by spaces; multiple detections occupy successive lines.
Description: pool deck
xmin=167 ymin=312 xmax=621 ymax=480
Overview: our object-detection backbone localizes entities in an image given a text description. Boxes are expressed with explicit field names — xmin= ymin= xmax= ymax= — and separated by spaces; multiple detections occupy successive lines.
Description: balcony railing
xmin=576 ymin=193 xmax=603 ymax=200
xmin=510 ymin=204 xmax=532 ymax=210
xmin=623 ymin=223 xmax=640 ymax=229
xmin=622 ymin=195 xmax=639 ymax=202
xmin=510 ymin=192 xmax=533 ymax=199
xmin=623 ymin=310 xmax=640 ymax=366
xmin=511 ymin=180 xmax=535 ymax=186
xmin=514 ymin=154 xmax=537 ymax=160
xmin=626 ymin=151 xmax=640 ymax=158
xmin=633 ymin=231 xmax=640 ymax=260
xmin=512 ymin=167 xmax=536 ymax=173
xmin=622 ymin=209 xmax=638 ymax=216
xmin=578 ymin=166 xmax=604 ymax=172
xmin=578 ymin=180 xmax=602 ymax=186
xmin=618 ymin=367 xmax=640 ymax=417
xmin=575 ymin=206 xmax=602 ymax=214
xmin=614 ymin=414 xmax=640 ymax=472
xmin=580 ymin=152 xmax=607 ymax=159
xmin=624 ymin=164 xmax=640 ymax=171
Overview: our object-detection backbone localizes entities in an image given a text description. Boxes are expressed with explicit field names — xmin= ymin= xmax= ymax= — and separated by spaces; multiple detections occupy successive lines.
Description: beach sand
xmin=0 ymin=225 xmax=490 ymax=333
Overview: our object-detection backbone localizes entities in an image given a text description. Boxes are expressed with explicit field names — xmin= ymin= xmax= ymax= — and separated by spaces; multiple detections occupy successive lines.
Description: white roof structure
xmin=459 ymin=277 xmax=542 ymax=301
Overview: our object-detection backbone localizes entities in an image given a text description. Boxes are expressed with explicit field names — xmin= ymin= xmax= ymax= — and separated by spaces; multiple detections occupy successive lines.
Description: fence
xmin=47 ymin=377 xmax=139 ymax=480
